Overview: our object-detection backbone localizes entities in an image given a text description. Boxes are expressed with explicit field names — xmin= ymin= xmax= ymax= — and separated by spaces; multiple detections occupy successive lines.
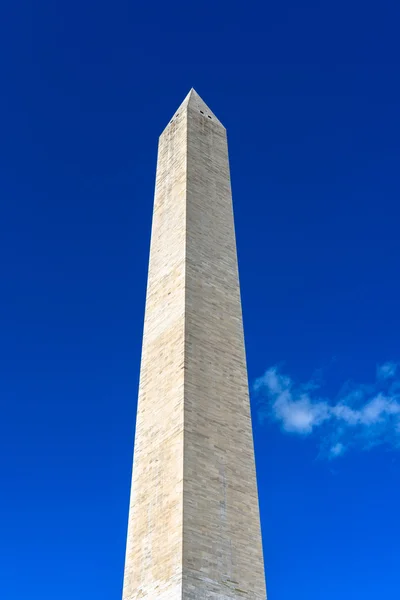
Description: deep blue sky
xmin=1 ymin=1 xmax=400 ymax=598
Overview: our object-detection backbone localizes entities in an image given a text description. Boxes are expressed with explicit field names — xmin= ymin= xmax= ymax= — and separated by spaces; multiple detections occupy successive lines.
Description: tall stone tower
xmin=122 ymin=89 xmax=267 ymax=600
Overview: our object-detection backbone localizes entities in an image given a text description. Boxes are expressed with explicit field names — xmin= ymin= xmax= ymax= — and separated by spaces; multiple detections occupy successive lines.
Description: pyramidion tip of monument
xmin=174 ymin=88 xmax=225 ymax=128
xmin=187 ymin=88 xmax=224 ymax=127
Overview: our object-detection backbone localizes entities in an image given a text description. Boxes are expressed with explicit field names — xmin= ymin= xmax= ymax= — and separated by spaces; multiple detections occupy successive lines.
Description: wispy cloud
xmin=253 ymin=362 xmax=400 ymax=458
xmin=377 ymin=361 xmax=398 ymax=380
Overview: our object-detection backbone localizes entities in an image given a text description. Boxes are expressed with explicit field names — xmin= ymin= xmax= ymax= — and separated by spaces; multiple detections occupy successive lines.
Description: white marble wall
xmin=122 ymin=90 xmax=267 ymax=600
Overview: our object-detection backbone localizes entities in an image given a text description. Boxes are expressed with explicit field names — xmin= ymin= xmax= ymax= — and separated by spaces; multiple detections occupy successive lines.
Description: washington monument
xmin=122 ymin=90 xmax=267 ymax=600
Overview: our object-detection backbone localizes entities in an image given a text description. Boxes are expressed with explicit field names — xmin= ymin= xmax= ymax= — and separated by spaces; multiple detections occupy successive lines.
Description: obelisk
xmin=122 ymin=89 xmax=267 ymax=600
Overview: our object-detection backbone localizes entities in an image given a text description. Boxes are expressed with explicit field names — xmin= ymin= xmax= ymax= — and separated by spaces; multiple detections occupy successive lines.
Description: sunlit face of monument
xmin=122 ymin=89 xmax=267 ymax=600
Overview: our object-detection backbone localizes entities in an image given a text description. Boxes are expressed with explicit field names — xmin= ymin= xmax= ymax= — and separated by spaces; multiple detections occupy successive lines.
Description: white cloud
xmin=254 ymin=362 xmax=400 ymax=458
xmin=377 ymin=361 xmax=398 ymax=380
xmin=275 ymin=393 xmax=331 ymax=434
xmin=254 ymin=368 xmax=330 ymax=434
xmin=330 ymin=442 xmax=345 ymax=457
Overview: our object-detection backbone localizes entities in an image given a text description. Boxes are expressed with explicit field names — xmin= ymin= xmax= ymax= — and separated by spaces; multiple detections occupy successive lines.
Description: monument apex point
xmin=172 ymin=87 xmax=224 ymax=128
